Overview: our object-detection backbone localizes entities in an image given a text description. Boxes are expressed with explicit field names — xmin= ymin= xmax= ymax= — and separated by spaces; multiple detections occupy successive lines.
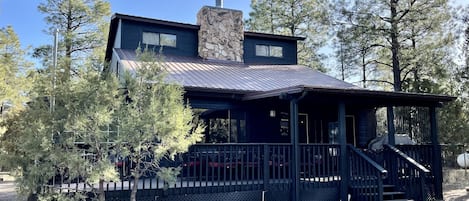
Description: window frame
xmin=142 ymin=31 xmax=177 ymax=48
xmin=255 ymin=44 xmax=283 ymax=58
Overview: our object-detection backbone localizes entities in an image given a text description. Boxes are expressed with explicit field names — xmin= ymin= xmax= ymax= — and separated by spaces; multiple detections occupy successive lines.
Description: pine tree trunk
xmin=390 ymin=0 xmax=402 ymax=92
xmin=362 ymin=52 xmax=367 ymax=88
xmin=130 ymin=173 xmax=139 ymax=201
xmin=63 ymin=0 xmax=73 ymax=82
xmin=98 ymin=179 xmax=105 ymax=201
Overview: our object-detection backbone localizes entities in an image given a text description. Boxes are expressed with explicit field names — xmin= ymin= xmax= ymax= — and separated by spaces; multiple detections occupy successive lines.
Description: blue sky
xmin=0 ymin=0 xmax=467 ymax=68
xmin=0 ymin=0 xmax=251 ymax=51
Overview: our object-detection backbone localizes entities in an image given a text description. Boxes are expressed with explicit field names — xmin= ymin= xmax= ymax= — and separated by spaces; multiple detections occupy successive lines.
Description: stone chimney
xmin=197 ymin=6 xmax=244 ymax=62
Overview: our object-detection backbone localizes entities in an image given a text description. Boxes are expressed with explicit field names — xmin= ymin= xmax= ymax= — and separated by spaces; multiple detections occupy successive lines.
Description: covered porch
xmin=103 ymin=85 xmax=453 ymax=201
xmin=49 ymin=85 xmax=453 ymax=201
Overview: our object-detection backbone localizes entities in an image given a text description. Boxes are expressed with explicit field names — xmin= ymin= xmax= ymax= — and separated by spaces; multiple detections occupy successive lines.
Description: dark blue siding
xmin=243 ymin=36 xmax=298 ymax=65
xmin=357 ymin=108 xmax=376 ymax=148
xmin=120 ymin=19 xmax=198 ymax=57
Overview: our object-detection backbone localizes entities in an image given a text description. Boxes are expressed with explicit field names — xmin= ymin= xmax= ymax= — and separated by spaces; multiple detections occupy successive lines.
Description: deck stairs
xmin=349 ymin=144 xmax=427 ymax=201
xmin=350 ymin=183 xmax=413 ymax=201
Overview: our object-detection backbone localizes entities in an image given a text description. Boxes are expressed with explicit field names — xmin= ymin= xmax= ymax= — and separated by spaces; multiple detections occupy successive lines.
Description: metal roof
xmin=115 ymin=48 xmax=360 ymax=93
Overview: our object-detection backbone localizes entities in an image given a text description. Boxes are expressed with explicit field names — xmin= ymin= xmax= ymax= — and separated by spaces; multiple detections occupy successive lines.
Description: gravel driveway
xmin=0 ymin=181 xmax=22 ymax=201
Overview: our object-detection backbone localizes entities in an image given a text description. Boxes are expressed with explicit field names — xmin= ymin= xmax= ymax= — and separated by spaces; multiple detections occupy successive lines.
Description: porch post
xmin=290 ymin=98 xmax=300 ymax=201
xmin=430 ymin=106 xmax=443 ymax=199
xmin=387 ymin=106 xmax=395 ymax=145
xmin=338 ymin=102 xmax=349 ymax=201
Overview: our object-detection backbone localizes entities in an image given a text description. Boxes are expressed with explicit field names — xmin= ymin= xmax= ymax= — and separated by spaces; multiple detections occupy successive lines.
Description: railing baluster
xmin=348 ymin=145 xmax=387 ymax=201
xmin=263 ymin=144 xmax=269 ymax=190
xmin=385 ymin=144 xmax=431 ymax=201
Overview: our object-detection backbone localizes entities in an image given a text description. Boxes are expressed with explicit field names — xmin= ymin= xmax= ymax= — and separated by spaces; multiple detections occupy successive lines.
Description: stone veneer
xmin=197 ymin=6 xmax=244 ymax=62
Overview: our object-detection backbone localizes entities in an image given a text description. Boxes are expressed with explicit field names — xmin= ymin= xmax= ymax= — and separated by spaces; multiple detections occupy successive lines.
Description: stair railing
xmin=348 ymin=145 xmax=388 ymax=201
xmin=383 ymin=144 xmax=431 ymax=201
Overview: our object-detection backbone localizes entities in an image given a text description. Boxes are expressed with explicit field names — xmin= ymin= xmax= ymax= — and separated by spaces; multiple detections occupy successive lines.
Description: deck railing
xmin=299 ymin=144 xmax=341 ymax=189
xmin=348 ymin=145 xmax=388 ymax=201
xmin=49 ymin=143 xmax=344 ymax=196
xmin=383 ymin=145 xmax=432 ymax=201
xmin=395 ymin=145 xmax=434 ymax=171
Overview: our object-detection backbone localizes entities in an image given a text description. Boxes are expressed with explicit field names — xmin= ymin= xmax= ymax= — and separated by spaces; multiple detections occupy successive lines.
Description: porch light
xmin=269 ymin=110 xmax=276 ymax=117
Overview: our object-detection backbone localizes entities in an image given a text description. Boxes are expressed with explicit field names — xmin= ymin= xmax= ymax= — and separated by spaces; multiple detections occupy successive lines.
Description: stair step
xmin=383 ymin=192 xmax=405 ymax=196
xmin=383 ymin=191 xmax=405 ymax=200
xmin=360 ymin=191 xmax=405 ymax=200
xmin=384 ymin=200 xmax=413 ymax=201
xmin=351 ymin=184 xmax=395 ymax=189
xmin=360 ymin=192 xmax=405 ymax=196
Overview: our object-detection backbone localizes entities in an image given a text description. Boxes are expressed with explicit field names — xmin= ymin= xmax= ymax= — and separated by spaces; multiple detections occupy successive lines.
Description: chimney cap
xmin=216 ymin=0 xmax=223 ymax=8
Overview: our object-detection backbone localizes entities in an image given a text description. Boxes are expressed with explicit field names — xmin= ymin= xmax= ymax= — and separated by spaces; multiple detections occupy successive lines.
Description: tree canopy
xmin=0 ymin=26 xmax=32 ymax=134
xmin=117 ymin=49 xmax=203 ymax=201
xmin=246 ymin=0 xmax=330 ymax=71
xmin=37 ymin=0 xmax=110 ymax=81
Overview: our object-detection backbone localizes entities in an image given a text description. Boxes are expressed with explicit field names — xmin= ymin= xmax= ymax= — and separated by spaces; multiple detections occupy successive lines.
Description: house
xmin=102 ymin=4 xmax=454 ymax=201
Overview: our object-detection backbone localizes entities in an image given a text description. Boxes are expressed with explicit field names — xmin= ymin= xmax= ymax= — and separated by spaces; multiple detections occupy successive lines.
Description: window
xmin=255 ymin=45 xmax=283 ymax=58
xmin=142 ymin=32 xmax=176 ymax=47
xmin=142 ymin=32 xmax=159 ymax=46
xmin=160 ymin=33 xmax=177 ymax=47
xmin=255 ymin=45 xmax=269 ymax=57
xmin=270 ymin=46 xmax=283 ymax=57
xmin=195 ymin=109 xmax=246 ymax=143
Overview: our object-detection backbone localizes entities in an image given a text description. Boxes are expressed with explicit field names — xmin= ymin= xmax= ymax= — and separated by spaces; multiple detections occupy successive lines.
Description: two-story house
xmin=102 ymin=5 xmax=454 ymax=201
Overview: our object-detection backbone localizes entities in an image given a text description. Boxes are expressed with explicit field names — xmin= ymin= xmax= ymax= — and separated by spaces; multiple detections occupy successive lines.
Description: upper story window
xmin=142 ymin=32 xmax=177 ymax=47
xmin=255 ymin=44 xmax=283 ymax=58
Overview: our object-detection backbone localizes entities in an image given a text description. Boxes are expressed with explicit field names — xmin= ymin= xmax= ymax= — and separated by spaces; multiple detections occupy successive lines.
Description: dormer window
xmin=255 ymin=44 xmax=283 ymax=58
xmin=142 ymin=32 xmax=177 ymax=47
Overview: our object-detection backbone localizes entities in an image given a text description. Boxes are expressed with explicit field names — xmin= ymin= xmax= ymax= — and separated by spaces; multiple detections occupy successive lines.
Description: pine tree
xmin=246 ymin=0 xmax=329 ymax=71
xmin=333 ymin=0 xmax=453 ymax=92
xmin=0 ymin=66 xmax=120 ymax=201
xmin=0 ymin=26 xmax=32 ymax=135
xmin=116 ymin=49 xmax=204 ymax=201
xmin=37 ymin=0 xmax=110 ymax=81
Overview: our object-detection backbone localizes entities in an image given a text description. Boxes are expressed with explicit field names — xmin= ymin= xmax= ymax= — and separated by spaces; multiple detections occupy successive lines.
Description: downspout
xmin=289 ymin=91 xmax=307 ymax=201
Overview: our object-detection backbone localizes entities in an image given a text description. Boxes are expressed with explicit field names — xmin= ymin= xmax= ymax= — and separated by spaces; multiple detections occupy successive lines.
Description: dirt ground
xmin=443 ymin=168 xmax=469 ymax=201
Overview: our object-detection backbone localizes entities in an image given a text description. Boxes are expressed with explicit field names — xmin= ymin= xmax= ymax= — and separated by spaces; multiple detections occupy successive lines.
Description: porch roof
xmin=115 ymin=48 xmax=455 ymax=106
xmin=243 ymin=85 xmax=455 ymax=106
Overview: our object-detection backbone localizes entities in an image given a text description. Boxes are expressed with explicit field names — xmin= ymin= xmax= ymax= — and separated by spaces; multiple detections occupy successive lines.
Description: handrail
xmin=384 ymin=144 xmax=431 ymax=201
xmin=348 ymin=144 xmax=388 ymax=201
xmin=348 ymin=145 xmax=388 ymax=178
xmin=384 ymin=144 xmax=430 ymax=174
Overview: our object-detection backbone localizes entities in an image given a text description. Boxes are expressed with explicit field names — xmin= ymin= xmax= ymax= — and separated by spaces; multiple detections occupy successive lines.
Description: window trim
xmin=142 ymin=31 xmax=177 ymax=48
xmin=255 ymin=44 xmax=283 ymax=58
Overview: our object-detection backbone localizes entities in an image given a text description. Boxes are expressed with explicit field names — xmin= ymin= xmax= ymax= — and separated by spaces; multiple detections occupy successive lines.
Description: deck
xmin=45 ymin=143 xmax=438 ymax=201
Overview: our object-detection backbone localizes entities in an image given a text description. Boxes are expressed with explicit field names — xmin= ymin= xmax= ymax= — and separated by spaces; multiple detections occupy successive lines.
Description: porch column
xmin=338 ymin=102 xmax=349 ymax=201
xmin=290 ymin=98 xmax=300 ymax=201
xmin=387 ymin=106 xmax=396 ymax=145
xmin=430 ymin=106 xmax=443 ymax=199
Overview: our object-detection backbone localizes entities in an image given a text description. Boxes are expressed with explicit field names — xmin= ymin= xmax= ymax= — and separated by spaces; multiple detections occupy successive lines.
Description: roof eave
xmin=242 ymin=85 xmax=456 ymax=106
xmin=244 ymin=31 xmax=305 ymax=41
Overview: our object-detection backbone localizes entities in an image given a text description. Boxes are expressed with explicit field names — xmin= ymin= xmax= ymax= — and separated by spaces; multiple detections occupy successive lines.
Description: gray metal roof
xmin=115 ymin=48 xmax=360 ymax=93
